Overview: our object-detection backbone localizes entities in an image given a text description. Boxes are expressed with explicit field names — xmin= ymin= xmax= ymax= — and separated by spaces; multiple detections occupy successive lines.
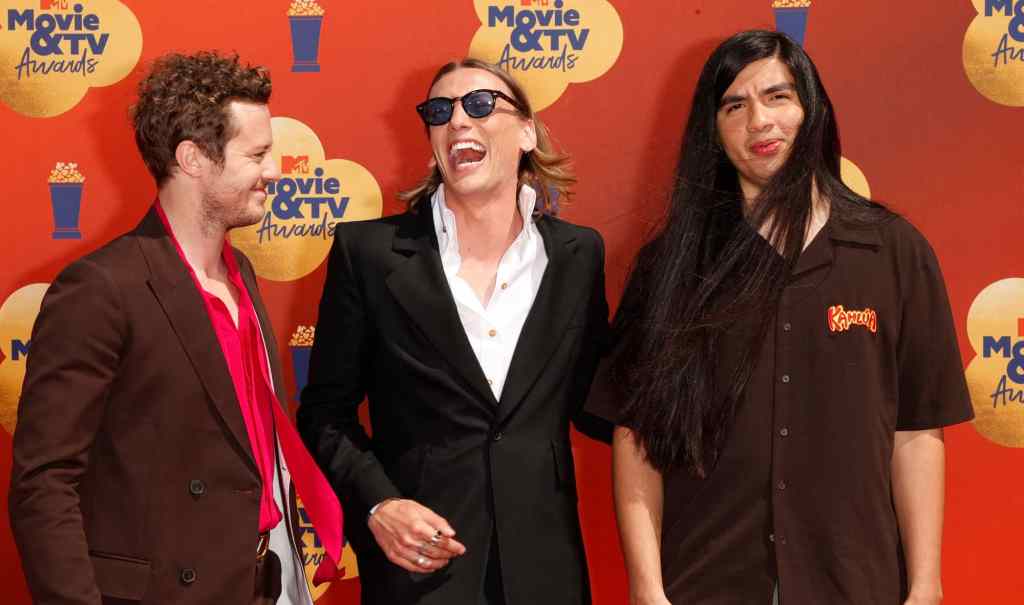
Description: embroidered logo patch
xmin=827 ymin=305 xmax=878 ymax=334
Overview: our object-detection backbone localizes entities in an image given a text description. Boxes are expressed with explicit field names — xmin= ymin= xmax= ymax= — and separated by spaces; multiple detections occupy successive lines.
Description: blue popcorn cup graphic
xmin=774 ymin=7 xmax=809 ymax=46
xmin=289 ymin=16 xmax=323 ymax=72
xmin=291 ymin=345 xmax=312 ymax=402
xmin=49 ymin=183 xmax=83 ymax=240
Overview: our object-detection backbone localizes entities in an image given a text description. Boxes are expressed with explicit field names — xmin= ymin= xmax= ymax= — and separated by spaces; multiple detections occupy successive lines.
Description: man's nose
xmin=263 ymin=154 xmax=281 ymax=181
xmin=746 ymin=102 xmax=772 ymax=132
xmin=448 ymin=100 xmax=471 ymax=129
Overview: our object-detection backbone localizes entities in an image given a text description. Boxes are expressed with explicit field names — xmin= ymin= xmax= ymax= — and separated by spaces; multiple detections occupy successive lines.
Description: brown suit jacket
xmin=9 ymin=208 xmax=289 ymax=604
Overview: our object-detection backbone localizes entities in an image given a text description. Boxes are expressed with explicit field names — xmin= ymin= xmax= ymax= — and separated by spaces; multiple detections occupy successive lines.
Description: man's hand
xmin=368 ymin=498 xmax=466 ymax=573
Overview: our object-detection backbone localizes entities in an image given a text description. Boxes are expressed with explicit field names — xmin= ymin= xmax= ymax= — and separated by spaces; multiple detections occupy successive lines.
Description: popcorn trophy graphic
xmin=772 ymin=0 xmax=811 ymax=46
xmin=290 ymin=325 xmax=315 ymax=402
xmin=47 ymin=162 xmax=85 ymax=240
xmin=288 ymin=0 xmax=325 ymax=72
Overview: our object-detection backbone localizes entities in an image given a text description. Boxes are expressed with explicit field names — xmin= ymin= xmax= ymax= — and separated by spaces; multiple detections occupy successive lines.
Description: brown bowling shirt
xmin=590 ymin=214 xmax=974 ymax=604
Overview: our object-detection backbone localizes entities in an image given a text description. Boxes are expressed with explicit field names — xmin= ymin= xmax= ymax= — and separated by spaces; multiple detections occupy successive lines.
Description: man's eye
xmin=726 ymin=103 xmax=742 ymax=114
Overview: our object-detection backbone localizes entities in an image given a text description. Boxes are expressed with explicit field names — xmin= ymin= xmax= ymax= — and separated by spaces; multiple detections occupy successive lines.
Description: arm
xmin=613 ymin=426 xmax=671 ymax=605
xmin=571 ymin=229 xmax=613 ymax=443
xmin=892 ymin=428 xmax=946 ymax=605
xmin=8 ymin=261 xmax=124 ymax=605
xmin=296 ymin=227 xmax=464 ymax=572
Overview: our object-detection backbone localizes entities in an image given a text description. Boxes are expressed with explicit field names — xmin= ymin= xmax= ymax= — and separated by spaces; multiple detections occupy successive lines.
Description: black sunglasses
xmin=416 ymin=89 xmax=524 ymax=126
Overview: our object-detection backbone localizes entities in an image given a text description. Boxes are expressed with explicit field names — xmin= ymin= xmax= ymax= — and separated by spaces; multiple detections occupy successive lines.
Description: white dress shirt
xmin=431 ymin=183 xmax=548 ymax=400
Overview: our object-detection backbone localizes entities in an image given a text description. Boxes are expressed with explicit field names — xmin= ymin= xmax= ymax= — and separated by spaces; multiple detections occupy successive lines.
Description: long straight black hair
xmin=610 ymin=30 xmax=889 ymax=476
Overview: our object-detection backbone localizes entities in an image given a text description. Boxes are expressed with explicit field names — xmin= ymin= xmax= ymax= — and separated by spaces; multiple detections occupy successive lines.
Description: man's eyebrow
xmin=763 ymin=82 xmax=797 ymax=95
xmin=719 ymin=93 xmax=747 ymax=107
xmin=719 ymin=82 xmax=796 ymax=108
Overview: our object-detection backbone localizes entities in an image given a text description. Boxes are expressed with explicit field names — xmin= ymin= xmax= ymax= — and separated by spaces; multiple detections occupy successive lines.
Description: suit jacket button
xmin=492 ymin=431 xmax=503 ymax=442
xmin=179 ymin=568 xmax=197 ymax=585
xmin=188 ymin=479 xmax=206 ymax=497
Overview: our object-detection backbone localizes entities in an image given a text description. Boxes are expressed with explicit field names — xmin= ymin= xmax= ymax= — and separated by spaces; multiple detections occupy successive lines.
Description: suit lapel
xmin=497 ymin=216 xmax=585 ymax=424
xmin=134 ymin=208 xmax=259 ymax=476
xmin=385 ymin=203 xmax=498 ymax=407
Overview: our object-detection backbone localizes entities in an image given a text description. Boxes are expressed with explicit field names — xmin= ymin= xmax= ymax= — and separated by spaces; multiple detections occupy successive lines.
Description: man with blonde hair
xmin=299 ymin=58 xmax=609 ymax=605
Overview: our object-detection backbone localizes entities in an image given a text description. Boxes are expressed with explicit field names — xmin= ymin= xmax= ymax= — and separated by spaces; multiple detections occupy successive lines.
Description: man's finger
xmin=419 ymin=507 xmax=457 ymax=537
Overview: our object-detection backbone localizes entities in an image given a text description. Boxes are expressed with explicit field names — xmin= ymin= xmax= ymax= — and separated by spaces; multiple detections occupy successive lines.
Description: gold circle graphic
xmin=468 ymin=0 xmax=624 ymax=111
xmin=840 ymin=156 xmax=871 ymax=199
xmin=965 ymin=278 xmax=1024 ymax=447
xmin=0 ymin=0 xmax=143 ymax=117
xmin=963 ymin=1 xmax=1024 ymax=107
xmin=0 ymin=283 xmax=49 ymax=434
xmin=230 ymin=117 xmax=383 ymax=282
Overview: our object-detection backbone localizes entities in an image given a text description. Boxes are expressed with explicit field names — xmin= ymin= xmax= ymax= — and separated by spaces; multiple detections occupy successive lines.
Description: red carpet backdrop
xmin=0 ymin=0 xmax=1021 ymax=602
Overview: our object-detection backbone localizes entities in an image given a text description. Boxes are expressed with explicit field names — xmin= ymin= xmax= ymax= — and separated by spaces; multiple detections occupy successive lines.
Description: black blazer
xmin=297 ymin=200 xmax=609 ymax=605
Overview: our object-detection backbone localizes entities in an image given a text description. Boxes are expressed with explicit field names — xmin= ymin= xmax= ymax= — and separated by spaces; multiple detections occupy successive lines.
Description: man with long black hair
xmin=587 ymin=30 xmax=972 ymax=605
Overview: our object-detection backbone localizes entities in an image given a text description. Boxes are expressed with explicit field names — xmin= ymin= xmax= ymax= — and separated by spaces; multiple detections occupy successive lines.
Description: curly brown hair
xmin=131 ymin=51 xmax=272 ymax=185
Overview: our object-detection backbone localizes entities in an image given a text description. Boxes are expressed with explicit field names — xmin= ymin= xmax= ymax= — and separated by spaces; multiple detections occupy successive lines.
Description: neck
xmin=743 ymin=179 xmax=830 ymax=250
xmin=159 ymin=183 xmax=226 ymax=278
xmin=443 ymin=182 xmax=524 ymax=259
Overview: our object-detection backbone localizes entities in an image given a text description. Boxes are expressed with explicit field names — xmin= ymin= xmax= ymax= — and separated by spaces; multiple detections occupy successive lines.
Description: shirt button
xmin=500 ymin=282 xmax=508 ymax=290
xmin=777 ymin=480 xmax=787 ymax=491
xmin=781 ymin=374 xmax=790 ymax=384
xmin=768 ymin=533 xmax=775 ymax=542
xmin=188 ymin=479 xmax=206 ymax=497
xmin=779 ymin=427 xmax=789 ymax=437
xmin=488 ymin=329 xmax=497 ymax=337
xmin=783 ymin=322 xmax=792 ymax=332
xmin=492 ymin=431 xmax=503 ymax=442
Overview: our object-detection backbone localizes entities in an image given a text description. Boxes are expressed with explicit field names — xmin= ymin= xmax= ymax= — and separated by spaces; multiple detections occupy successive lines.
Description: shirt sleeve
xmin=894 ymin=220 xmax=975 ymax=430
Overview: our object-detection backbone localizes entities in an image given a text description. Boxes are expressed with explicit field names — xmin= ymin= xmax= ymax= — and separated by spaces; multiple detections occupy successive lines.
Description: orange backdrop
xmin=1 ymin=1 xmax=1021 ymax=603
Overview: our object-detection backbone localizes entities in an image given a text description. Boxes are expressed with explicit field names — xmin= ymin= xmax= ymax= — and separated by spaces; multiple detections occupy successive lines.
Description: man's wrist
xmin=367 ymin=497 xmax=400 ymax=525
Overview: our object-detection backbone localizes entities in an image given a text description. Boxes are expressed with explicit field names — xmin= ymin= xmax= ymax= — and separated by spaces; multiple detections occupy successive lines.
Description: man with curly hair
xmin=9 ymin=51 xmax=342 ymax=604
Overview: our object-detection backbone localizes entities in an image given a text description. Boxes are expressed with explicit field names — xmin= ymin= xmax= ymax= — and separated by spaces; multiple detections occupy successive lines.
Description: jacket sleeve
xmin=570 ymin=228 xmax=614 ymax=443
xmin=8 ymin=259 xmax=124 ymax=605
xmin=297 ymin=226 xmax=401 ymax=516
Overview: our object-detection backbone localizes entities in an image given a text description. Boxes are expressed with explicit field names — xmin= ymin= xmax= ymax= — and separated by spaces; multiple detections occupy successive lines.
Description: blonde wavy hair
xmin=399 ymin=58 xmax=575 ymax=215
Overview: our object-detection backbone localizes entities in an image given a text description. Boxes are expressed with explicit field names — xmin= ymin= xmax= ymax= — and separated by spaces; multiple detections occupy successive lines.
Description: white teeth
xmin=449 ymin=140 xmax=485 ymax=154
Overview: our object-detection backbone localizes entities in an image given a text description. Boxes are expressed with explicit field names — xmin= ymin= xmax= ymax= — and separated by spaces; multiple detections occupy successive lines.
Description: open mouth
xmin=449 ymin=140 xmax=487 ymax=170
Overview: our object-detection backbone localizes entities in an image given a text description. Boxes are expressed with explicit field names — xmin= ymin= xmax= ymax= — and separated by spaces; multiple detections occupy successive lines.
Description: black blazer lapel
xmin=497 ymin=216 xmax=587 ymax=424
xmin=384 ymin=203 xmax=498 ymax=407
xmin=134 ymin=208 xmax=260 ymax=477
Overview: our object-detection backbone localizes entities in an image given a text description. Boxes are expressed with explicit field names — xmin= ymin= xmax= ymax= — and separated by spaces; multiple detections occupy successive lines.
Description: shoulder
xmin=333 ymin=212 xmax=412 ymax=248
xmin=538 ymin=214 xmax=605 ymax=254
xmin=53 ymin=231 xmax=142 ymax=289
xmin=872 ymin=214 xmax=942 ymax=269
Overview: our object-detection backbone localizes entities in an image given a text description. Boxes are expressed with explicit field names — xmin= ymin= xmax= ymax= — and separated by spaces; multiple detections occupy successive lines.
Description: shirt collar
xmin=430 ymin=183 xmax=539 ymax=257
xmin=826 ymin=215 xmax=884 ymax=248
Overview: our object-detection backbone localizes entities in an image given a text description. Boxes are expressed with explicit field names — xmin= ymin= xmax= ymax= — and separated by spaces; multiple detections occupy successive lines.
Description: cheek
xmin=783 ymin=109 xmax=804 ymax=135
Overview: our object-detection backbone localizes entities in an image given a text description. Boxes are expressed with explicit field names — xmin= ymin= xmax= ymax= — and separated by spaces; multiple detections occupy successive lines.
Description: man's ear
xmin=520 ymin=118 xmax=537 ymax=154
xmin=174 ymin=140 xmax=206 ymax=178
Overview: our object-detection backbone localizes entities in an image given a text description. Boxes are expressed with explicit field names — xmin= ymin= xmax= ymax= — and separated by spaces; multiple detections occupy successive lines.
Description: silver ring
xmin=429 ymin=530 xmax=442 ymax=545
xmin=416 ymin=555 xmax=428 ymax=567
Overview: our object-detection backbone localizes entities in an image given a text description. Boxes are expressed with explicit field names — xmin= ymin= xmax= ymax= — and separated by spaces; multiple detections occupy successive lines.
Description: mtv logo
xmin=282 ymin=155 xmax=311 ymax=174
xmin=40 ymin=0 xmax=70 ymax=10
